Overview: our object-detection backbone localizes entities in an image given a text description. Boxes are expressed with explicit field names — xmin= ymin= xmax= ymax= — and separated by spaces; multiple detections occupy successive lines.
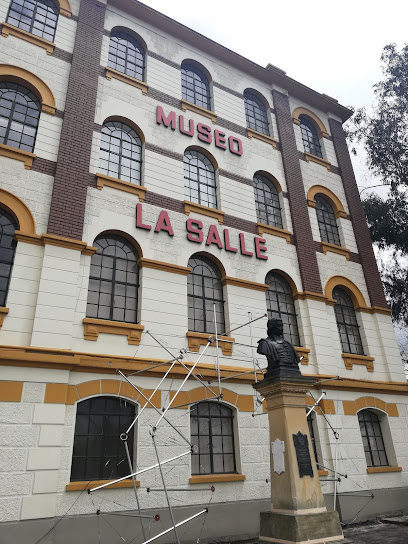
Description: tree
xmin=347 ymin=43 xmax=408 ymax=328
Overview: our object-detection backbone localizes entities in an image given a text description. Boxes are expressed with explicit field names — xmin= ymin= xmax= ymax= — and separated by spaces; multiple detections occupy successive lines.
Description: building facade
xmin=0 ymin=0 xmax=407 ymax=541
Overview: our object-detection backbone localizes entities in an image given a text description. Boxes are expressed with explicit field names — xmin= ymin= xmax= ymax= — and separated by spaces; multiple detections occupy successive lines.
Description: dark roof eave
xmin=109 ymin=0 xmax=353 ymax=123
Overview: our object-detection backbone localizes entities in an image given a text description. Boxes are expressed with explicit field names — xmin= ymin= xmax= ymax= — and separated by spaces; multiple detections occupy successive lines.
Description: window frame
xmin=181 ymin=62 xmax=211 ymax=111
xmin=299 ymin=115 xmax=323 ymax=158
xmin=6 ymin=0 xmax=59 ymax=42
xmin=253 ymin=173 xmax=283 ymax=229
xmin=190 ymin=401 xmax=237 ymax=475
xmin=184 ymin=149 xmax=217 ymax=209
xmin=244 ymin=90 xmax=270 ymax=136
xmin=265 ymin=272 xmax=300 ymax=347
xmin=333 ymin=286 xmax=364 ymax=355
xmin=358 ymin=409 xmax=389 ymax=468
xmin=0 ymin=207 xmax=18 ymax=307
xmin=108 ymin=30 xmax=146 ymax=82
xmin=70 ymin=395 xmax=137 ymax=482
xmin=315 ymin=195 xmax=341 ymax=246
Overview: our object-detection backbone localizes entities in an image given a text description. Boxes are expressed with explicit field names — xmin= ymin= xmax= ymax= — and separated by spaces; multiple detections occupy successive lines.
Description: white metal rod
xmin=124 ymin=439 xmax=146 ymax=541
xmin=177 ymin=359 xmax=219 ymax=398
xmin=333 ymin=441 xmax=338 ymax=511
xmin=128 ymin=359 xmax=177 ymax=377
xmin=118 ymin=370 xmax=192 ymax=447
xmin=147 ymin=487 xmax=212 ymax=492
xmin=125 ymin=361 xmax=177 ymax=434
xmin=154 ymin=341 xmax=212 ymax=429
xmin=141 ymin=510 xmax=207 ymax=544
xmin=222 ymin=313 xmax=267 ymax=337
xmin=214 ymin=303 xmax=222 ymax=397
xmin=152 ymin=433 xmax=180 ymax=544
xmin=306 ymin=392 xmax=326 ymax=417
xmin=146 ymin=330 xmax=176 ymax=359
xmin=89 ymin=450 xmax=191 ymax=492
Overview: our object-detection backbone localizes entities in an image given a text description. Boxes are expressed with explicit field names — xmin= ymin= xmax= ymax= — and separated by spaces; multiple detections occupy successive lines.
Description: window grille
xmin=358 ymin=410 xmax=389 ymax=467
xmin=187 ymin=255 xmax=224 ymax=334
xmin=315 ymin=195 xmax=341 ymax=246
xmin=0 ymin=208 xmax=17 ymax=307
xmin=0 ymin=82 xmax=40 ymax=152
xmin=184 ymin=149 xmax=217 ymax=209
xmin=108 ymin=31 xmax=145 ymax=81
xmin=253 ymin=173 xmax=282 ymax=228
xmin=71 ymin=396 xmax=136 ymax=481
xmin=86 ymin=234 xmax=139 ymax=323
xmin=99 ymin=121 xmax=142 ymax=184
xmin=191 ymin=402 xmax=236 ymax=475
xmin=265 ymin=272 xmax=300 ymax=346
xmin=244 ymin=91 xmax=269 ymax=136
xmin=181 ymin=63 xmax=211 ymax=110
xmin=333 ymin=287 xmax=364 ymax=355
xmin=7 ymin=0 xmax=58 ymax=41
xmin=299 ymin=115 xmax=322 ymax=157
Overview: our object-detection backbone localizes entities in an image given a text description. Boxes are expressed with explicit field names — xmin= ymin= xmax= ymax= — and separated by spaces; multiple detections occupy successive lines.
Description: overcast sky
xmin=142 ymin=0 xmax=407 ymax=193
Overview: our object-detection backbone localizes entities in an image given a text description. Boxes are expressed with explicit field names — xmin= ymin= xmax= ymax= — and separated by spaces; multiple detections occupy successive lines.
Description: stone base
xmin=260 ymin=510 xmax=344 ymax=543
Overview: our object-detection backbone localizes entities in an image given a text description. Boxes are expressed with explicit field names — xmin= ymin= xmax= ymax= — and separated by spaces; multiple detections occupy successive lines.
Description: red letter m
xmin=156 ymin=106 xmax=176 ymax=130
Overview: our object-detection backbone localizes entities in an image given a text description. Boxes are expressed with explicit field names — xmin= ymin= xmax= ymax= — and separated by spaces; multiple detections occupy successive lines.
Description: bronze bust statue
xmin=257 ymin=318 xmax=301 ymax=379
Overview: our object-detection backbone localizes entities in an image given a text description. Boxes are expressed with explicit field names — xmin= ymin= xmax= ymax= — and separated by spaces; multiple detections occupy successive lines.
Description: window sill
xmin=83 ymin=318 xmax=144 ymax=345
xmin=96 ymin=173 xmax=147 ymax=201
xmin=221 ymin=275 xmax=268 ymax=292
xmin=303 ymin=152 xmax=331 ymax=171
xmin=295 ymin=346 xmax=310 ymax=365
xmin=186 ymin=331 xmax=235 ymax=356
xmin=189 ymin=474 xmax=245 ymax=484
xmin=342 ymin=353 xmax=374 ymax=372
xmin=181 ymin=100 xmax=216 ymax=123
xmin=105 ymin=67 xmax=149 ymax=94
xmin=66 ymin=479 xmax=140 ymax=491
xmin=0 ymin=307 xmax=9 ymax=328
xmin=366 ymin=466 xmax=402 ymax=474
xmin=321 ymin=242 xmax=350 ymax=260
xmin=184 ymin=201 xmax=225 ymax=224
xmin=247 ymin=128 xmax=278 ymax=149
xmin=0 ymin=143 xmax=35 ymax=169
xmin=1 ymin=22 xmax=55 ymax=55
xmin=318 ymin=470 xmax=329 ymax=476
xmin=257 ymin=223 xmax=291 ymax=243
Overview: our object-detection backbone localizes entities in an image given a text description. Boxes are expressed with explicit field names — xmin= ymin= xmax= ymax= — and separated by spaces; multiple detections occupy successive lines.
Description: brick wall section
xmin=329 ymin=118 xmax=387 ymax=307
xmin=31 ymin=157 xmax=57 ymax=177
xmin=273 ymin=90 xmax=322 ymax=293
xmin=47 ymin=0 xmax=106 ymax=239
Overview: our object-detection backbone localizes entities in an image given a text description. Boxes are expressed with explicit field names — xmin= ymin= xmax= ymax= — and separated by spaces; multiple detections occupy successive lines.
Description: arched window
xmin=86 ymin=234 xmax=139 ymax=323
xmin=244 ymin=91 xmax=269 ymax=136
xmin=187 ymin=255 xmax=224 ymax=334
xmin=108 ymin=30 xmax=145 ymax=81
xmin=315 ymin=195 xmax=340 ymax=246
xmin=265 ymin=272 xmax=300 ymax=346
xmin=307 ymin=411 xmax=319 ymax=465
xmin=7 ymin=0 xmax=59 ymax=42
xmin=0 ymin=82 xmax=41 ymax=152
xmin=181 ymin=62 xmax=211 ymax=110
xmin=253 ymin=173 xmax=282 ymax=228
xmin=358 ymin=410 xmax=388 ymax=467
xmin=191 ymin=401 xmax=236 ymax=475
xmin=333 ymin=286 xmax=363 ymax=355
xmin=184 ymin=149 xmax=217 ymax=209
xmin=0 ymin=208 xmax=18 ymax=306
xmin=99 ymin=121 xmax=142 ymax=184
xmin=71 ymin=396 xmax=136 ymax=481
xmin=299 ymin=115 xmax=322 ymax=158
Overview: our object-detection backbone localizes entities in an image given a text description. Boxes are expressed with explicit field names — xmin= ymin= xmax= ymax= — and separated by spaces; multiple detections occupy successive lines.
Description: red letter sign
xmin=156 ymin=106 xmax=176 ymax=130
xmin=224 ymin=229 xmax=238 ymax=253
xmin=239 ymin=232 xmax=253 ymax=256
xmin=154 ymin=210 xmax=174 ymax=236
xmin=186 ymin=218 xmax=203 ymax=243
xmin=179 ymin=115 xmax=194 ymax=137
xmin=197 ymin=123 xmax=212 ymax=144
xmin=229 ymin=136 xmax=243 ymax=156
xmin=214 ymin=130 xmax=227 ymax=150
xmin=255 ymin=237 xmax=268 ymax=260
xmin=206 ymin=225 xmax=223 ymax=249
xmin=136 ymin=203 xmax=152 ymax=231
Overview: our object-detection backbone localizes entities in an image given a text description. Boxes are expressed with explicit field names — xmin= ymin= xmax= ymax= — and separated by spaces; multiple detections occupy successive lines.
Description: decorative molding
xmin=0 ymin=143 xmax=35 ymax=169
xmin=57 ymin=0 xmax=72 ymax=17
xmin=257 ymin=223 xmax=291 ymax=243
xmin=342 ymin=396 xmax=399 ymax=416
xmin=96 ymin=173 xmax=147 ymax=200
xmin=366 ymin=466 xmax=402 ymax=474
xmin=318 ymin=470 xmax=329 ymax=476
xmin=292 ymin=107 xmax=329 ymax=139
xmin=1 ymin=22 xmax=55 ymax=55
xmin=66 ymin=479 xmax=139 ymax=491
xmin=105 ymin=66 xmax=149 ymax=94
xmin=0 ymin=189 xmax=36 ymax=233
xmin=295 ymin=346 xmax=310 ymax=365
xmin=321 ymin=242 xmax=350 ymax=260
xmin=306 ymin=185 xmax=347 ymax=219
xmin=0 ymin=307 xmax=9 ymax=328
xmin=183 ymin=201 xmax=225 ymax=224
xmin=221 ymin=276 xmax=268 ymax=292
xmin=186 ymin=331 xmax=234 ymax=356
xmin=0 ymin=380 xmax=23 ymax=401
xmin=368 ymin=306 xmax=392 ymax=316
xmin=189 ymin=474 xmax=245 ymax=484
xmin=138 ymin=258 xmax=191 ymax=276
xmin=0 ymin=64 xmax=56 ymax=114
xmin=324 ymin=276 xmax=367 ymax=310
xmin=83 ymin=318 xmax=144 ymax=345
xmin=247 ymin=128 xmax=278 ymax=148
xmin=342 ymin=353 xmax=374 ymax=372
xmin=181 ymin=100 xmax=217 ymax=123
xmin=15 ymin=231 xmax=96 ymax=254
xmin=303 ymin=152 xmax=331 ymax=171
xmin=294 ymin=291 xmax=329 ymax=304
xmin=170 ymin=386 xmax=254 ymax=412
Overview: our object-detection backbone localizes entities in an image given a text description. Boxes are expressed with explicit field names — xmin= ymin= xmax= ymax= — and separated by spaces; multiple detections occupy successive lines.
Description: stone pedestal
xmin=254 ymin=374 xmax=344 ymax=543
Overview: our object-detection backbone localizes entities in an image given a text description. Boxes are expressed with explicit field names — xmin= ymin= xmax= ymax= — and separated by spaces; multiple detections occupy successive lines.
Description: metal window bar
xmin=299 ymin=115 xmax=322 ymax=158
xmin=183 ymin=149 xmax=217 ymax=209
xmin=108 ymin=31 xmax=145 ymax=81
xmin=99 ymin=121 xmax=142 ymax=184
xmin=253 ymin=174 xmax=283 ymax=229
xmin=265 ymin=272 xmax=300 ymax=346
xmin=7 ymin=0 xmax=59 ymax=42
xmin=333 ymin=287 xmax=364 ymax=355
xmin=244 ymin=91 xmax=270 ymax=136
xmin=0 ymin=209 xmax=18 ymax=307
xmin=358 ymin=410 xmax=389 ymax=467
xmin=181 ymin=63 xmax=211 ymax=110
xmin=315 ymin=195 xmax=341 ymax=246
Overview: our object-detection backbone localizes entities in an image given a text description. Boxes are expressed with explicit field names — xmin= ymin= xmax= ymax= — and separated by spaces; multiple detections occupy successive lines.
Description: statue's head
xmin=267 ymin=318 xmax=283 ymax=337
